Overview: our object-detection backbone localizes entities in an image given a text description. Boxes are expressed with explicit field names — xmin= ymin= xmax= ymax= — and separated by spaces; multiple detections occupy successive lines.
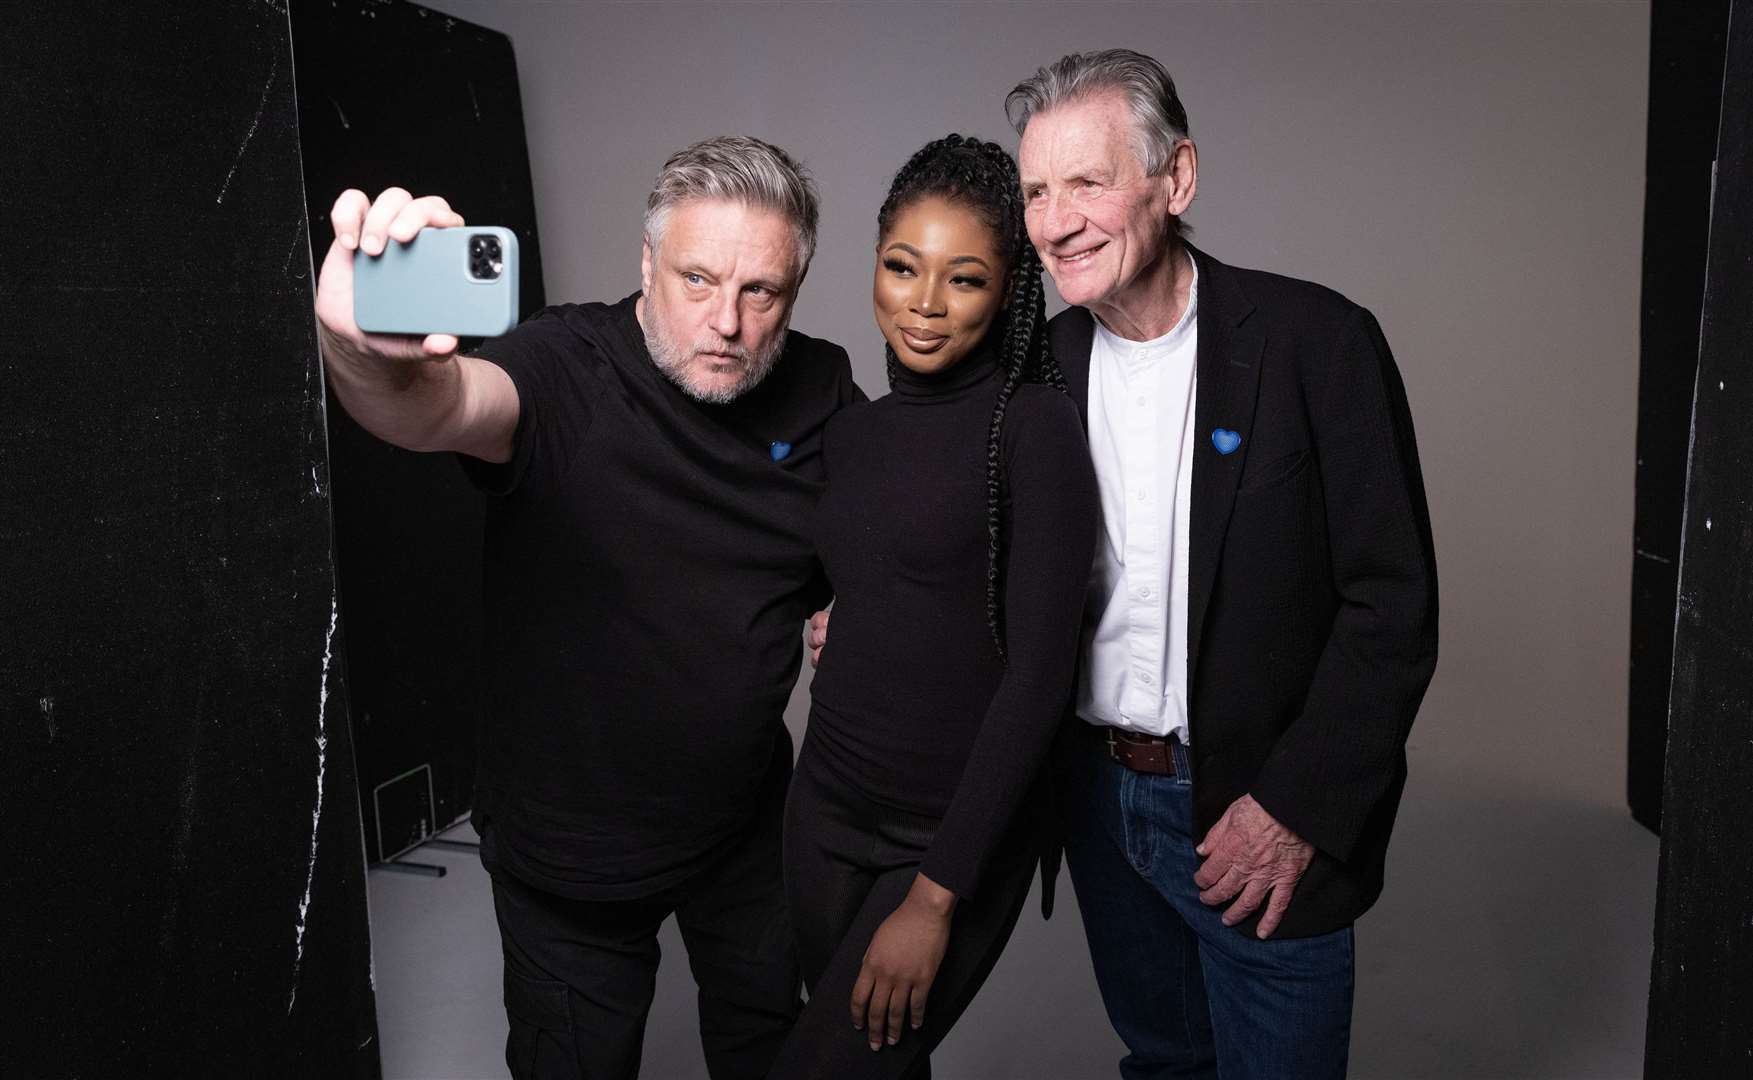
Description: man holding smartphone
xmin=313 ymin=136 xmax=860 ymax=1080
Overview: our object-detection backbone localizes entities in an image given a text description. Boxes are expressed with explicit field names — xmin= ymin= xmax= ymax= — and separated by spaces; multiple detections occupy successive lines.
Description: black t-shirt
xmin=806 ymin=351 xmax=1098 ymax=898
xmin=460 ymin=293 xmax=859 ymax=900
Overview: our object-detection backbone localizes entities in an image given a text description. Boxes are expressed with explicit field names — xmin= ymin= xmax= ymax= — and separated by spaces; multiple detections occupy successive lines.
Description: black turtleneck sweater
xmin=807 ymin=350 xmax=1098 ymax=899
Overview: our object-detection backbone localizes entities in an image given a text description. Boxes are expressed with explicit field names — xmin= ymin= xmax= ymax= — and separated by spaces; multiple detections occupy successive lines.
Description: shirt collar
xmin=1092 ymin=254 xmax=1199 ymax=365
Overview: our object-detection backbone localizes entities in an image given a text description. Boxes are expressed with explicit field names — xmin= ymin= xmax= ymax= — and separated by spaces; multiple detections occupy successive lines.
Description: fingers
xmin=1197 ymin=864 xmax=1244 ymax=906
xmin=908 ymin=981 xmax=929 ymax=1031
xmin=313 ymin=227 xmax=361 ymax=338
xmin=388 ymin=195 xmax=466 ymax=244
xmin=850 ymin=966 xmax=874 ymax=1030
xmin=360 ymin=187 xmax=414 ymax=255
xmin=884 ymin=981 xmax=907 ymax=1046
xmin=1221 ymin=878 xmax=1269 ymax=927
xmin=1192 ymin=844 xmax=1234 ymax=890
xmin=422 ymin=334 xmax=459 ymax=357
xmin=1257 ymin=880 xmax=1297 ymax=939
xmin=865 ymin=981 xmax=894 ymax=1051
xmin=1195 ymin=811 xmax=1232 ymax=858
xmin=807 ymin=610 xmax=830 ymax=668
xmin=330 ymin=188 xmax=370 ymax=250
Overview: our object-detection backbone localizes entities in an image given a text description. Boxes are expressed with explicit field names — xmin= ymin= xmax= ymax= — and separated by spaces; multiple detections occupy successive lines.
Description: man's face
xmin=1018 ymin=91 xmax=1178 ymax=314
xmin=639 ymin=199 xmax=801 ymax=404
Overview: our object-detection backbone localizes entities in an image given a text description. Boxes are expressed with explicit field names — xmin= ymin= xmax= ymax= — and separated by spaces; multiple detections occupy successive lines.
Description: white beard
xmin=642 ymin=297 xmax=787 ymax=404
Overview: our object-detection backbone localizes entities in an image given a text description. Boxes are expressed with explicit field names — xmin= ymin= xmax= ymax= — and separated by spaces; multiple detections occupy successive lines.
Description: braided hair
xmin=876 ymin=134 xmax=1071 ymax=663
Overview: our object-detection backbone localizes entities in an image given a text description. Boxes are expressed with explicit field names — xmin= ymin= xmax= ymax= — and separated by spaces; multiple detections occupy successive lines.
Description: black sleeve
xmin=806 ymin=360 xmax=868 ymax=614
xmin=1247 ymin=307 xmax=1439 ymax=862
xmin=801 ymin=405 xmax=860 ymax=616
xmin=455 ymin=310 xmax=596 ymax=497
xmin=919 ymin=389 xmax=1099 ymax=898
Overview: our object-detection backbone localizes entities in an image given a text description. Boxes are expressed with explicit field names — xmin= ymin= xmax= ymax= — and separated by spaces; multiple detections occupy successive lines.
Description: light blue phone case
xmin=353 ymin=226 xmax=520 ymax=337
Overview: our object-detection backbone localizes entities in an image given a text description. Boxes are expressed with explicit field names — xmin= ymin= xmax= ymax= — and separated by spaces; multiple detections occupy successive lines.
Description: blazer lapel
xmin=1186 ymin=244 xmax=1264 ymax=680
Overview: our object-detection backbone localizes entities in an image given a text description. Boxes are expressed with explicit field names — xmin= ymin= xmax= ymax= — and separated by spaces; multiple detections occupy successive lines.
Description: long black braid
xmin=877 ymin=134 xmax=1071 ymax=663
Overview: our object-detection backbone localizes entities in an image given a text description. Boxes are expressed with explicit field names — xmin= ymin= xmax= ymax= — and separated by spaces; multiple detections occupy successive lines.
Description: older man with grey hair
xmin=314 ymin=135 xmax=859 ymax=1080
xmin=1012 ymin=49 xmax=1438 ymax=1078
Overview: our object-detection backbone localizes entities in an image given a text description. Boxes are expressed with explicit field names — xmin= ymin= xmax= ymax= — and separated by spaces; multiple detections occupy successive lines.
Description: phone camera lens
xmin=468 ymin=235 xmax=504 ymax=279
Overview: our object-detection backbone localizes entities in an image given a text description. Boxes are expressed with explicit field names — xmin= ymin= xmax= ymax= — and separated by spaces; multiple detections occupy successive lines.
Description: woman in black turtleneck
xmin=768 ymin=137 xmax=1098 ymax=1078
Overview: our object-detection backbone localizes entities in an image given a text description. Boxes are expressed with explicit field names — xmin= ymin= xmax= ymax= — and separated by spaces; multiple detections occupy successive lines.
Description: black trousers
xmin=767 ymin=739 xmax=1037 ymax=1080
xmin=480 ymin=760 xmax=802 ymax=1080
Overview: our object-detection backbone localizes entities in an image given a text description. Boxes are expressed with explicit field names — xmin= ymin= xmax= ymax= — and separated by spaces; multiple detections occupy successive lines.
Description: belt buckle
xmin=1105 ymin=728 xmax=1121 ymax=763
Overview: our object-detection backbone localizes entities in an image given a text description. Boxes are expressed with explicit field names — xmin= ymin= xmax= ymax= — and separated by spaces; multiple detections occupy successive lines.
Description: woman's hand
xmin=850 ymin=873 xmax=957 ymax=1050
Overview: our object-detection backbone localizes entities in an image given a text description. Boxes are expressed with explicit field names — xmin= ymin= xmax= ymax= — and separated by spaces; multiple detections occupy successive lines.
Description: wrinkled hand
xmin=1193 ymin=794 xmax=1313 ymax=938
xmin=806 ymin=609 xmax=830 ymax=668
xmin=851 ymin=874 xmax=955 ymax=1050
xmin=315 ymin=186 xmax=467 ymax=363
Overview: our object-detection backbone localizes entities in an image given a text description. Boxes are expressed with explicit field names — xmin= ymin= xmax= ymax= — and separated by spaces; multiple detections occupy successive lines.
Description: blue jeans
xmin=1059 ymin=731 xmax=1354 ymax=1080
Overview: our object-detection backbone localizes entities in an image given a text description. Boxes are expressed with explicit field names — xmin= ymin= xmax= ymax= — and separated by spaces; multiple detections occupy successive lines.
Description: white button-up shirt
xmin=1076 ymin=260 xmax=1198 ymax=743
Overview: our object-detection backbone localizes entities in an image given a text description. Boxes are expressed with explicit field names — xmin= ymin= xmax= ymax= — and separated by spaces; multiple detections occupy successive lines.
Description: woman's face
xmin=874 ymin=195 xmax=1009 ymax=376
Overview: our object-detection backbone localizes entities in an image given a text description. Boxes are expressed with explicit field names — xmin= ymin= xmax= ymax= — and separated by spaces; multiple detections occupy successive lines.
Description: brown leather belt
xmin=1092 ymin=724 xmax=1185 ymax=777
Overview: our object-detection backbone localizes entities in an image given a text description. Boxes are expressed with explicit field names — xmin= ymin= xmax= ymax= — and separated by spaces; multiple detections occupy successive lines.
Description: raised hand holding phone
xmin=312 ymin=187 xmax=520 ymax=464
xmin=315 ymin=187 xmax=468 ymax=361
xmin=353 ymin=224 xmax=518 ymax=338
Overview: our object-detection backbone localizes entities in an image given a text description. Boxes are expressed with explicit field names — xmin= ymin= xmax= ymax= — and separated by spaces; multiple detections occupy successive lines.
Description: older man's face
xmin=1018 ymin=91 xmax=1177 ymax=315
xmin=640 ymin=198 xmax=800 ymax=404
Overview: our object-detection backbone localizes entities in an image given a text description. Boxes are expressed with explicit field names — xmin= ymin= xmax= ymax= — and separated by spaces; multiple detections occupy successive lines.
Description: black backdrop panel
xmin=1629 ymin=0 xmax=1732 ymax=833
xmin=0 ymin=2 xmax=377 ymax=1076
xmin=1646 ymin=2 xmax=1753 ymax=1072
xmin=291 ymin=0 xmax=546 ymax=861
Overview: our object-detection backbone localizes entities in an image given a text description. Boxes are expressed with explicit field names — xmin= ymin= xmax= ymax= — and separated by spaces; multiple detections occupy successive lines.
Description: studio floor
xmin=367 ymin=744 xmax=1660 ymax=1079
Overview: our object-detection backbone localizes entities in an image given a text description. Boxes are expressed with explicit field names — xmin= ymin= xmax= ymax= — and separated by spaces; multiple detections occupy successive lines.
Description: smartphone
xmin=353 ymin=226 xmax=520 ymax=337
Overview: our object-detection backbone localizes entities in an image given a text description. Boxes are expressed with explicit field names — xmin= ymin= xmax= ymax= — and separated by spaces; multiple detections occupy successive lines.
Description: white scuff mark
xmin=216 ymin=54 xmax=278 ymax=205
xmin=287 ymin=594 xmax=338 ymax=1015
xmin=310 ymin=464 xmax=323 ymax=497
xmin=1706 ymin=518 xmax=1713 ymax=531
xmin=283 ymin=220 xmax=305 ymax=277
xmin=1635 ymin=549 xmax=1674 ymax=565
xmin=39 ymin=696 xmax=56 ymax=740
xmin=468 ymin=81 xmax=481 ymax=122
xmin=329 ymin=95 xmax=350 ymax=131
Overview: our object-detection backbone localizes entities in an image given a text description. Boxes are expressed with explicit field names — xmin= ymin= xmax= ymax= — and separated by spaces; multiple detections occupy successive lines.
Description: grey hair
xmin=1005 ymin=49 xmax=1191 ymax=177
xmin=642 ymin=135 xmax=820 ymax=279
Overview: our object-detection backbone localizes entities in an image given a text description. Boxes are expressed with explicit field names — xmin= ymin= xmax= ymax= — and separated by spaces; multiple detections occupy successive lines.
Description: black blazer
xmin=1048 ymin=243 xmax=1438 ymax=939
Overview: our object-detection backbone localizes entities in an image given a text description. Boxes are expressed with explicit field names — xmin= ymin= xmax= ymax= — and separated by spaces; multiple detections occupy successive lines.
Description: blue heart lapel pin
xmin=769 ymin=441 xmax=793 ymax=462
xmin=1211 ymin=428 xmax=1242 ymax=456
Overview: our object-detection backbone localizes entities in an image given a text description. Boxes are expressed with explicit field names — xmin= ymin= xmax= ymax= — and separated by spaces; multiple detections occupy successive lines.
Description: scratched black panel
xmin=291 ymin=0 xmax=546 ymax=861
xmin=1629 ymin=0 xmax=1732 ymax=833
xmin=1646 ymin=3 xmax=1753 ymax=1073
xmin=0 ymin=2 xmax=378 ymax=1076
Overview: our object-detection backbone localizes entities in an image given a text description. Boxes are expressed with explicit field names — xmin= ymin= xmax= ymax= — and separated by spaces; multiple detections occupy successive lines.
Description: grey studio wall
xmin=399 ymin=2 xmax=1655 ymax=1077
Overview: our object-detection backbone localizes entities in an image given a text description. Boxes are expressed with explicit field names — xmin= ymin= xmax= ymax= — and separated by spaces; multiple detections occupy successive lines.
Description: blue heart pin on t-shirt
xmin=769 ymin=441 xmax=793 ymax=462
xmin=1212 ymin=428 xmax=1242 ymax=455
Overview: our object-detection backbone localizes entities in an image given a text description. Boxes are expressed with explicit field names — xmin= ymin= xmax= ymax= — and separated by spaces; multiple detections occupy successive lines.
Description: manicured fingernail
xmin=363 ymin=234 xmax=382 ymax=254
xmin=887 ymin=1036 xmax=898 ymax=1045
xmin=340 ymin=233 xmax=356 ymax=249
